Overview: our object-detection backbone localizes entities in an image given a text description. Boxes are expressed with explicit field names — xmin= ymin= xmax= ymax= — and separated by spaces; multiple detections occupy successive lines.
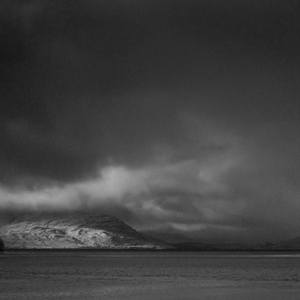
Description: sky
xmin=1 ymin=0 xmax=300 ymax=243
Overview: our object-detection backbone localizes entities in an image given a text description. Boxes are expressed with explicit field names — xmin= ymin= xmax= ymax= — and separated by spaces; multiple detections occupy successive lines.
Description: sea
xmin=1 ymin=251 xmax=300 ymax=299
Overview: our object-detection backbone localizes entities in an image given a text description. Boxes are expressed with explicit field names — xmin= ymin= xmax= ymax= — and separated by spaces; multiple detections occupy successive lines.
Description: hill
xmin=0 ymin=213 xmax=166 ymax=250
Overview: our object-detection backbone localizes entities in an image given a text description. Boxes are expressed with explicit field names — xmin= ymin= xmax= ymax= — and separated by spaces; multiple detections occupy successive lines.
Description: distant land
xmin=0 ymin=213 xmax=167 ymax=250
xmin=0 ymin=237 xmax=4 ymax=251
xmin=139 ymin=230 xmax=300 ymax=251
xmin=270 ymin=237 xmax=300 ymax=251
xmin=0 ymin=213 xmax=300 ymax=251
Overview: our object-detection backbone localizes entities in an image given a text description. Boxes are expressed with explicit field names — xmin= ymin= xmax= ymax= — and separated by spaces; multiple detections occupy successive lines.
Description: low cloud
xmin=0 ymin=149 xmax=242 ymax=220
xmin=1 ymin=140 xmax=299 ymax=243
xmin=1 ymin=1 xmax=300 ymax=243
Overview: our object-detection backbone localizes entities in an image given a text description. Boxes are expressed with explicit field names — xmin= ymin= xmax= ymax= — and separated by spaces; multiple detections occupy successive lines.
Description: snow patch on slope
xmin=0 ymin=215 xmax=166 ymax=249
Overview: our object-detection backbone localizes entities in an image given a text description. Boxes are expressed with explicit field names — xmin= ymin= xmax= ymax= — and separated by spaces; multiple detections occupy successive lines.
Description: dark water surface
xmin=1 ymin=251 xmax=300 ymax=299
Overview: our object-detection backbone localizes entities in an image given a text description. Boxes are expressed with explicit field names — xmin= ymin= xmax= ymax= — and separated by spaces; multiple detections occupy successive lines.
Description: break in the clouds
xmin=1 ymin=0 xmax=300 ymax=242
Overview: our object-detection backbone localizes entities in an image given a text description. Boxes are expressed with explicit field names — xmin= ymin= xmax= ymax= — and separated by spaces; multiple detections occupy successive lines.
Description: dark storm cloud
xmin=1 ymin=0 xmax=300 ymax=242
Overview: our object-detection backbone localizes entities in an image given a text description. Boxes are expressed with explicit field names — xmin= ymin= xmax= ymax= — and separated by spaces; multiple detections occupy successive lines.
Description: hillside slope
xmin=0 ymin=213 xmax=166 ymax=249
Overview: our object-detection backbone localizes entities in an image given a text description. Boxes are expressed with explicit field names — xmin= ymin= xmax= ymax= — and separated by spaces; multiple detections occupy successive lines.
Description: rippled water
xmin=1 ymin=251 xmax=300 ymax=299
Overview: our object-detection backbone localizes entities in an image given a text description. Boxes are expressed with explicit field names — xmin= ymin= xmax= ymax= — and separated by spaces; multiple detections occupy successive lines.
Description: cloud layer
xmin=1 ymin=1 xmax=300 ymax=243
xmin=1 ymin=125 xmax=299 ymax=243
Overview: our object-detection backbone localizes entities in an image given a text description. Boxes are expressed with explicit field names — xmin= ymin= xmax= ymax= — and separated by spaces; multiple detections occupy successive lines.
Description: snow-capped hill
xmin=0 ymin=213 xmax=166 ymax=249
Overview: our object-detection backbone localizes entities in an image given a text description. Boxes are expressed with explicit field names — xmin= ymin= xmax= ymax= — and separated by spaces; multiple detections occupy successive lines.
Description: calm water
xmin=1 ymin=251 xmax=300 ymax=299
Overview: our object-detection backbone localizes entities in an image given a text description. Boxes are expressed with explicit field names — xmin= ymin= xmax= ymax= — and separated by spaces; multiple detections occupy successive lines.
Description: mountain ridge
xmin=0 ymin=213 xmax=167 ymax=250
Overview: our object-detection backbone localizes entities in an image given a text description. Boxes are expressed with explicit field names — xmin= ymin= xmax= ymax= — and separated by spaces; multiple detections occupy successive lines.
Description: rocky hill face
xmin=0 ymin=213 xmax=166 ymax=249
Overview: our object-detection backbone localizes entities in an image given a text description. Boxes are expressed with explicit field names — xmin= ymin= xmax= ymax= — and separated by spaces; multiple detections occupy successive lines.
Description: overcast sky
xmin=1 ymin=0 xmax=300 ymax=243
